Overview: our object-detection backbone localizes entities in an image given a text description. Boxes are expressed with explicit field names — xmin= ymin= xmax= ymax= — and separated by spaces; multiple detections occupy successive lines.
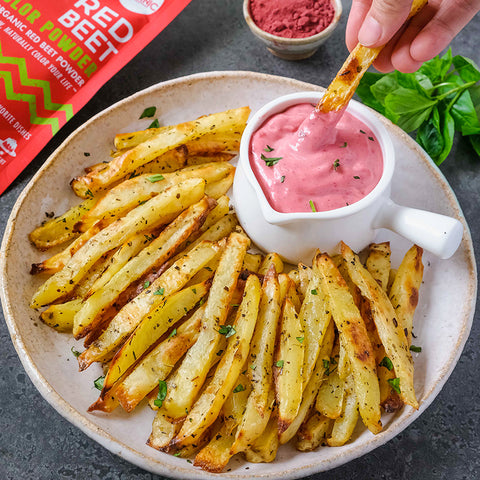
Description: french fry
xmin=279 ymin=319 xmax=335 ymax=445
xmin=186 ymin=152 xmax=235 ymax=166
xmin=171 ymin=274 xmax=260 ymax=448
xmin=316 ymin=367 xmax=345 ymax=419
xmin=200 ymin=195 xmax=230 ymax=232
xmin=29 ymin=197 xmax=96 ymax=249
xmin=244 ymin=415 xmax=279 ymax=463
xmin=192 ymin=422 xmax=235 ymax=473
xmin=204 ymin=170 xmax=235 ymax=199
xmin=243 ymin=253 xmax=262 ymax=273
xmin=147 ymin=407 xmax=181 ymax=451
xmin=317 ymin=0 xmax=428 ymax=112
xmin=73 ymin=196 xmax=214 ymax=338
xmin=365 ymin=242 xmax=391 ymax=291
xmin=222 ymin=372 xmax=252 ymax=434
xmin=340 ymin=242 xmax=418 ymax=409
xmin=296 ymin=263 xmax=313 ymax=297
xmin=71 ymin=107 xmax=249 ymax=196
xmin=389 ymin=245 xmax=424 ymax=346
xmin=40 ymin=299 xmax=83 ymax=332
xmin=113 ymin=305 xmax=205 ymax=412
xmin=31 ymin=179 xmax=205 ymax=308
xmin=100 ymin=281 xmax=210 ymax=395
xmin=162 ymin=232 xmax=249 ymax=419
xmin=78 ymin=239 xmax=224 ymax=369
xmin=278 ymin=274 xmax=302 ymax=312
xmin=77 ymin=162 xmax=233 ymax=232
xmin=300 ymin=272 xmax=331 ymax=389
xmin=314 ymin=251 xmax=382 ymax=434
xmin=30 ymin=221 xmax=104 ymax=275
xmin=230 ymin=267 xmax=280 ymax=455
xmin=327 ymin=374 xmax=359 ymax=447
xmin=258 ymin=252 xmax=284 ymax=275
xmin=275 ymin=295 xmax=305 ymax=434
xmin=295 ymin=413 xmax=332 ymax=451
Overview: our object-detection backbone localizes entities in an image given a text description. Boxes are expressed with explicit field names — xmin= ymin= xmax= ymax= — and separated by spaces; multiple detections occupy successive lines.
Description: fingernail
xmin=358 ymin=16 xmax=382 ymax=47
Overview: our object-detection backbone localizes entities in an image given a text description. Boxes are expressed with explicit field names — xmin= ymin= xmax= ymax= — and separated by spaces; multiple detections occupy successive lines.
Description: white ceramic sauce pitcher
xmin=233 ymin=92 xmax=463 ymax=264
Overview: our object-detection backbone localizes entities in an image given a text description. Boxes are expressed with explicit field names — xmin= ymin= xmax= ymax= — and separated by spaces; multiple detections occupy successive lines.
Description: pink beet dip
xmin=249 ymin=103 xmax=384 ymax=213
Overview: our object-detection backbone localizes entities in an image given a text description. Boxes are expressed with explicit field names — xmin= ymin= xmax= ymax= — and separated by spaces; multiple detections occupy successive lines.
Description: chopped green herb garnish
xmin=84 ymin=189 xmax=94 ymax=198
xmin=216 ymin=349 xmax=224 ymax=356
xmin=148 ymin=119 xmax=160 ymax=129
xmin=147 ymin=174 xmax=165 ymax=183
xmin=169 ymin=329 xmax=177 ymax=338
xmin=333 ymin=159 xmax=340 ymax=171
xmin=309 ymin=200 xmax=317 ymax=212
xmin=154 ymin=288 xmax=165 ymax=295
xmin=264 ymin=145 xmax=274 ymax=152
xmin=71 ymin=346 xmax=81 ymax=358
xmin=192 ymin=288 xmax=197 ymax=294
xmin=353 ymin=175 xmax=360 ymax=179
xmin=388 ymin=377 xmax=401 ymax=394
xmin=94 ymin=375 xmax=105 ymax=390
xmin=261 ymin=153 xmax=282 ymax=167
xmin=250 ymin=364 xmax=257 ymax=370
xmin=140 ymin=106 xmax=156 ymax=118
xmin=199 ymin=298 xmax=205 ymax=305
xmin=83 ymin=152 xmax=90 ymax=157
xmin=154 ymin=380 xmax=167 ymax=408
xmin=322 ymin=358 xmax=337 ymax=376
xmin=233 ymin=384 xmax=245 ymax=393
xmin=311 ymin=289 xmax=318 ymax=295
xmin=173 ymin=452 xmax=182 ymax=457
xmin=144 ymin=281 xmax=150 ymax=289
xmin=218 ymin=324 xmax=236 ymax=338
xmin=341 ymin=141 xmax=348 ymax=147
xmin=379 ymin=356 xmax=394 ymax=371
xmin=280 ymin=175 xmax=285 ymax=183
xmin=275 ymin=360 xmax=284 ymax=368
xmin=296 ymin=336 xmax=304 ymax=343
xmin=410 ymin=345 xmax=422 ymax=352
xmin=360 ymin=129 xmax=366 ymax=134
xmin=368 ymin=136 xmax=375 ymax=141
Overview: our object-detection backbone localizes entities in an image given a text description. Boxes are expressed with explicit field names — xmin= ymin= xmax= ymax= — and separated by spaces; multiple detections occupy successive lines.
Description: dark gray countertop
xmin=1 ymin=1 xmax=479 ymax=479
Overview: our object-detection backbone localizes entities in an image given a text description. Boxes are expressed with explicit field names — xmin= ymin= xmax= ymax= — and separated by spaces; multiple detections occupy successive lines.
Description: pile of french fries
xmin=29 ymin=107 xmax=424 ymax=473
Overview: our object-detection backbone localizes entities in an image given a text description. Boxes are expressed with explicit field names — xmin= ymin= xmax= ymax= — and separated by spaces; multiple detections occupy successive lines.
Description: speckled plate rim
xmin=0 ymin=71 xmax=477 ymax=480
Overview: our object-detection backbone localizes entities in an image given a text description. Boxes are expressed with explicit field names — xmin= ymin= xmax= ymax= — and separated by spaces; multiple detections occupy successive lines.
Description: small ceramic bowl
xmin=243 ymin=0 xmax=343 ymax=60
xmin=233 ymin=92 xmax=464 ymax=263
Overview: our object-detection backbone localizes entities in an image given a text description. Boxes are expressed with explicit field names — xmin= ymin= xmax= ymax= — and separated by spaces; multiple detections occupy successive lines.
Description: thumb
xmin=358 ymin=0 xmax=413 ymax=47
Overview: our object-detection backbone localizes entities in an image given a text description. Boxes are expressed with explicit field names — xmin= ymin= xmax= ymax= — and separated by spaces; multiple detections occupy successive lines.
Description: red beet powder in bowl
xmin=249 ymin=0 xmax=335 ymax=38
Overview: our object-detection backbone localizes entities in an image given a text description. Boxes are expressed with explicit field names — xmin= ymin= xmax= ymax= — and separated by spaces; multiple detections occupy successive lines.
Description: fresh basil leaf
xmin=417 ymin=106 xmax=444 ymax=160
xmin=140 ymin=106 xmax=156 ymax=118
xmin=154 ymin=380 xmax=167 ymax=408
xmin=450 ymin=89 xmax=480 ymax=136
xmin=469 ymin=134 xmax=480 ymax=157
xmin=437 ymin=109 xmax=455 ymax=164
xmin=395 ymin=71 xmax=432 ymax=95
xmin=371 ymin=75 xmax=400 ymax=104
xmin=419 ymin=48 xmax=452 ymax=83
xmin=453 ymin=55 xmax=480 ymax=83
xmin=357 ymin=72 xmax=386 ymax=113
xmin=384 ymin=88 xmax=436 ymax=132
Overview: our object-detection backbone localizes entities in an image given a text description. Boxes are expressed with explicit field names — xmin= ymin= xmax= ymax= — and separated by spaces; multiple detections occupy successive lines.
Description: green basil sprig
xmin=357 ymin=48 xmax=480 ymax=165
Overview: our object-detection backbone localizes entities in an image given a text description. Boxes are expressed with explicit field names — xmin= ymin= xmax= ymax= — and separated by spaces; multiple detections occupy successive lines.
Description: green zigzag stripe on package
xmin=0 ymin=41 xmax=74 ymax=122
xmin=0 ymin=70 xmax=60 ymax=134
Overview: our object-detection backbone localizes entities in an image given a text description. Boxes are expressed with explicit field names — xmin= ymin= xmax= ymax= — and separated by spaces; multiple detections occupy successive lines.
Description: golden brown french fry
xmin=200 ymin=195 xmax=230 ymax=232
xmin=327 ymin=374 xmax=359 ymax=447
xmin=316 ymin=368 xmax=345 ymax=420
xmin=317 ymin=0 xmax=427 ymax=112
xmin=29 ymin=197 xmax=96 ymax=249
xmin=114 ymin=125 xmax=169 ymax=150
xmin=71 ymin=107 xmax=249 ymax=196
xmin=171 ymin=274 xmax=260 ymax=448
xmin=243 ymin=253 xmax=262 ymax=273
xmin=78 ymin=239 xmax=224 ymax=369
xmin=296 ymin=263 xmax=313 ymax=298
xmin=275 ymin=296 xmax=304 ymax=434
xmin=295 ymin=413 xmax=332 ymax=452
xmin=31 ymin=179 xmax=205 ymax=308
xmin=230 ymin=267 xmax=280 ymax=455
xmin=113 ymin=305 xmax=204 ymax=412
xmin=162 ymin=233 xmax=249 ymax=419
xmin=30 ymin=222 xmax=104 ymax=275
xmin=40 ymin=299 xmax=83 ymax=332
xmin=365 ymin=242 xmax=391 ymax=291
xmin=147 ymin=407 xmax=181 ymax=451
xmin=73 ymin=196 xmax=214 ymax=338
xmin=279 ymin=319 xmax=335 ymax=444
xmin=186 ymin=152 xmax=235 ymax=166
xmin=340 ymin=242 xmax=418 ymax=409
xmin=314 ymin=251 xmax=382 ymax=434
xmin=204 ymin=170 xmax=235 ymax=199
xmin=244 ymin=415 xmax=279 ymax=463
xmin=337 ymin=336 xmax=351 ymax=380
xmin=194 ymin=423 xmax=236 ymax=473
xmin=100 ymin=281 xmax=210 ymax=395
xmin=389 ymin=245 xmax=424 ymax=346
xmin=278 ymin=274 xmax=302 ymax=312
xmin=77 ymin=163 xmax=233 ymax=232
xmin=258 ymin=252 xmax=284 ymax=275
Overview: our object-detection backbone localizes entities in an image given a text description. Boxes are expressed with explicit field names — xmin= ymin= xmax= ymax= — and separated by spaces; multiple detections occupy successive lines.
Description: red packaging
xmin=0 ymin=0 xmax=192 ymax=195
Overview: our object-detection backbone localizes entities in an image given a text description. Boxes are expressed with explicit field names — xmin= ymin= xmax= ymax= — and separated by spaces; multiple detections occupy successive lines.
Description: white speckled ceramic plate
xmin=0 ymin=72 xmax=476 ymax=479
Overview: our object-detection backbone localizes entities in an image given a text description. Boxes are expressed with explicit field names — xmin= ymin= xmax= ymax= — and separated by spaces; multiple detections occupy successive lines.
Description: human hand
xmin=346 ymin=0 xmax=480 ymax=73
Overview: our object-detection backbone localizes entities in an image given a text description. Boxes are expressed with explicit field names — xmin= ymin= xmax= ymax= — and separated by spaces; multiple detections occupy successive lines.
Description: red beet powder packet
xmin=0 ymin=0 xmax=192 ymax=195
xmin=250 ymin=0 xmax=334 ymax=38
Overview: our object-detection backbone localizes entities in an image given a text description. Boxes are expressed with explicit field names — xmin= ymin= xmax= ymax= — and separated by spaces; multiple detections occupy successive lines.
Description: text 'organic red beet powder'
xmin=249 ymin=0 xmax=335 ymax=38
